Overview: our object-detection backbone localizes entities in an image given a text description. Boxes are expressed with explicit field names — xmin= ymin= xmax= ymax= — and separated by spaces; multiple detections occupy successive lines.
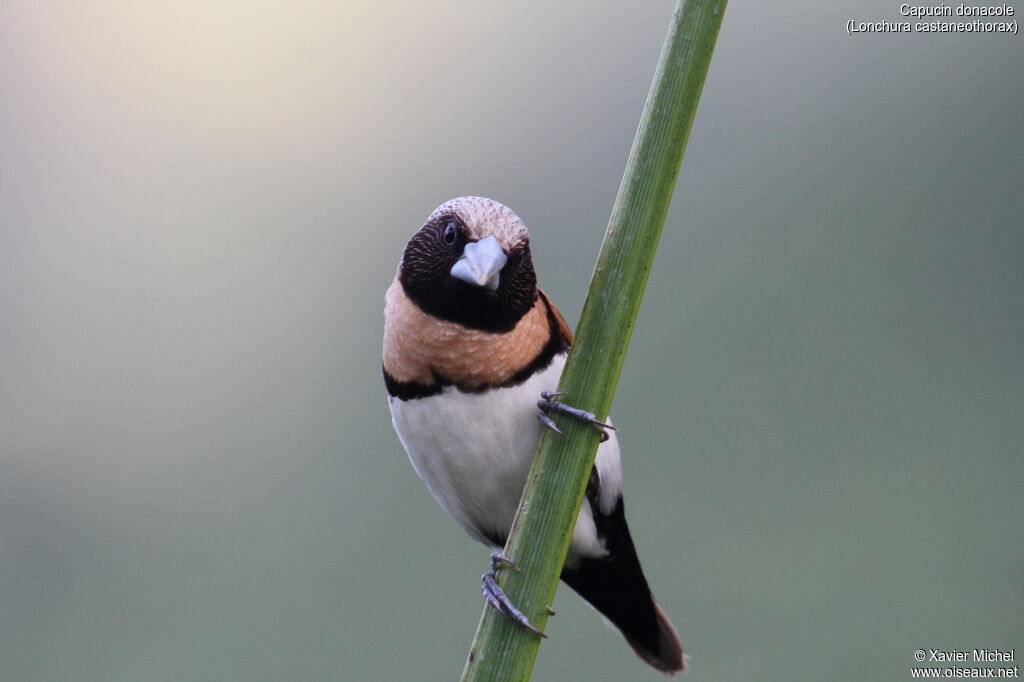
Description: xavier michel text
xmin=924 ymin=650 xmax=1016 ymax=663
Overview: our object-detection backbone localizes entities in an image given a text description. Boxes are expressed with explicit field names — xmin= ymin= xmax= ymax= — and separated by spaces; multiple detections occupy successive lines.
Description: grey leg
xmin=481 ymin=552 xmax=546 ymax=638
xmin=536 ymin=391 xmax=617 ymax=442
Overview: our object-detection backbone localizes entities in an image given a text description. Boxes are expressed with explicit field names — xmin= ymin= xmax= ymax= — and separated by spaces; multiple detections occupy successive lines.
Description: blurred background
xmin=2 ymin=1 xmax=1021 ymax=680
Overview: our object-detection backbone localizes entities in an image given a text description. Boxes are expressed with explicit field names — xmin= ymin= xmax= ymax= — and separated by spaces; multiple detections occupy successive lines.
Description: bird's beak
xmin=450 ymin=235 xmax=508 ymax=291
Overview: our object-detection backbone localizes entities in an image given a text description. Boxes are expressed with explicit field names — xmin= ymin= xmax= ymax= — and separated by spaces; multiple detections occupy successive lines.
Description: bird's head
xmin=398 ymin=196 xmax=537 ymax=332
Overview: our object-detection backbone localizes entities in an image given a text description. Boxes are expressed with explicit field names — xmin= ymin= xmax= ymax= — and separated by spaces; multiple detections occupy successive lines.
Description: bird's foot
xmin=481 ymin=552 xmax=546 ymax=638
xmin=537 ymin=391 xmax=617 ymax=442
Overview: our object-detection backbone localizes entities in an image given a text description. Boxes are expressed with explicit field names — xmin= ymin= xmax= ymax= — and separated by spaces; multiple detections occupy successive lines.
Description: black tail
xmin=561 ymin=495 xmax=684 ymax=675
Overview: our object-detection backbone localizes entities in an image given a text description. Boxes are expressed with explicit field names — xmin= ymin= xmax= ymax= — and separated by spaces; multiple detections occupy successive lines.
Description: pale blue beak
xmin=450 ymin=235 xmax=508 ymax=291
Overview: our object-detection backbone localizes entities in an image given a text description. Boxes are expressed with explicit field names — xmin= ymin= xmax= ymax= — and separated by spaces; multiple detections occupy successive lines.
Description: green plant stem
xmin=459 ymin=1 xmax=726 ymax=680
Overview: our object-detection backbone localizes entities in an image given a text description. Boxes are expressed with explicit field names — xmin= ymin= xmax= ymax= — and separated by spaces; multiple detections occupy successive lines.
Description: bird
xmin=382 ymin=196 xmax=684 ymax=675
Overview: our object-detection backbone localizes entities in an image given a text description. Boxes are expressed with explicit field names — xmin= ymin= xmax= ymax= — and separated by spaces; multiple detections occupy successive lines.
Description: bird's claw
xmin=481 ymin=552 xmax=546 ymax=638
xmin=536 ymin=391 xmax=617 ymax=442
xmin=536 ymin=412 xmax=564 ymax=436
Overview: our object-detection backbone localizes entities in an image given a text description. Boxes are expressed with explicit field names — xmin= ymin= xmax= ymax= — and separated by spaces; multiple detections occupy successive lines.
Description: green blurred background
xmin=2 ymin=2 xmax=1021 ymax=680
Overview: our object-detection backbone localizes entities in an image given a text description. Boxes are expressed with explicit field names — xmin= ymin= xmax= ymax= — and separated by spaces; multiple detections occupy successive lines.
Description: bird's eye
xmin=507 ymin=247 xmax=524 ymax=267
xmin=442 ymin=220 xmax=458 ymax=246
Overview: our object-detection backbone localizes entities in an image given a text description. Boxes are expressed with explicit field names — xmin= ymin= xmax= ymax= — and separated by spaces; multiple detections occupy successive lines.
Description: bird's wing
xmin=537 ymin=288 xmax=573 ymax=346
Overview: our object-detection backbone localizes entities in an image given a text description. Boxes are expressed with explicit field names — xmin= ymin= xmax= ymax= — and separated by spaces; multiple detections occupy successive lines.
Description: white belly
xmin=389 ymin=354 xmax=622 ymax=562
xmin=389 ymin=358 xmax=562 ymax=544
